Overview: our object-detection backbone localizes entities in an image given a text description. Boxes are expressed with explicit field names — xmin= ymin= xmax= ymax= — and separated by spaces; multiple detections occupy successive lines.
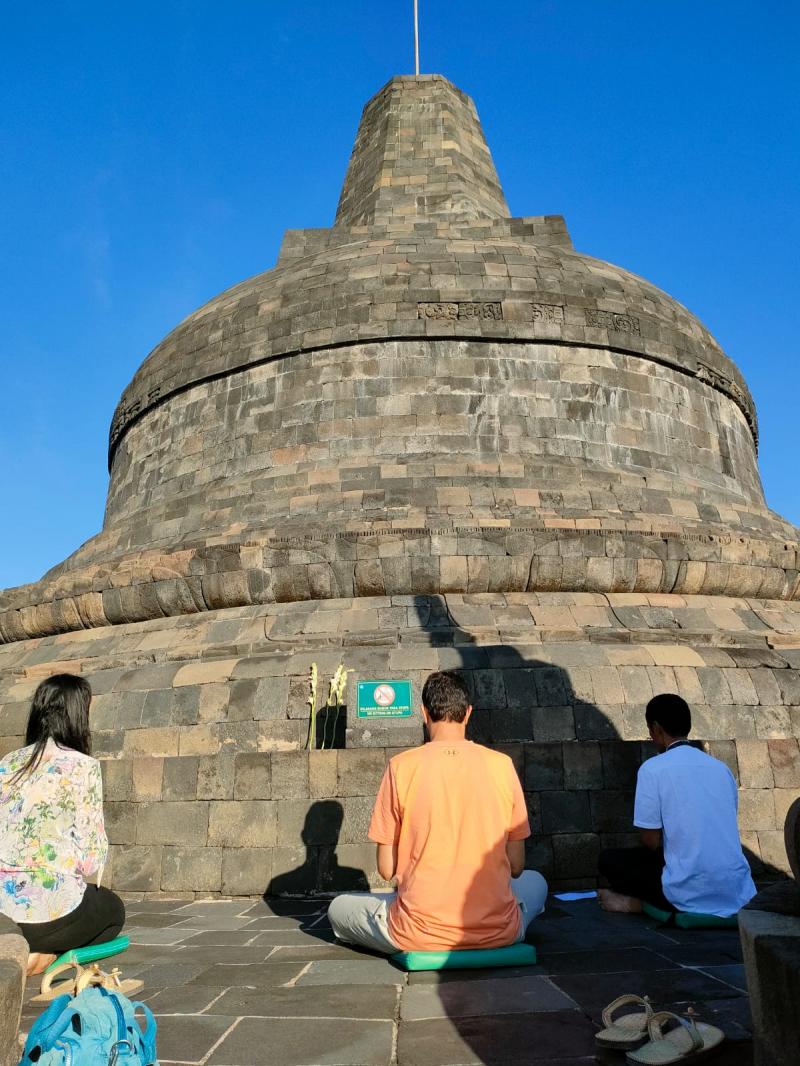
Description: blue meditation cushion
xmin=642 ymin=902 xmax=738 ymax=929
xmin=392 ymin=942 xmax=537 ymax=971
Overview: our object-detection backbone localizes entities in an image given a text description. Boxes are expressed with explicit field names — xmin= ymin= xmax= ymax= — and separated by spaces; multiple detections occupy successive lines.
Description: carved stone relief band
xmin=531 ymin=302 xmax=565 ymax=323
xmin=585 ymin=308 xmax=641 ymax=335
xmin=417 ymin=301 xmax=503 ymax=321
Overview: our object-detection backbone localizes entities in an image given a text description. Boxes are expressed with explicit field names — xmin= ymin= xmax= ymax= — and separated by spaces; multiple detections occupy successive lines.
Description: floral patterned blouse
xmin=0 ymin=740 xmax=108 ymax=924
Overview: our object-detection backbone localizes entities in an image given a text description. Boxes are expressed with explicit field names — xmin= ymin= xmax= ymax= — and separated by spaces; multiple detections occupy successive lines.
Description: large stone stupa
xmin=0 ymin=76 xmax=798 ymax=896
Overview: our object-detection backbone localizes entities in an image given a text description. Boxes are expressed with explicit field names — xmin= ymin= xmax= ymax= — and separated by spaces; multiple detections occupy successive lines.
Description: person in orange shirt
xmin=328 ymin=671 xmax=548 ymax=953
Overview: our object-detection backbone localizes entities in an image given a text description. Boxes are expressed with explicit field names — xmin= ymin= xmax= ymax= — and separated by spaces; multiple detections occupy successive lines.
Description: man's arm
xmin=639 ymin=828 xmax=662 ymax=850
xmin=505 ymin=838 xmax=525 ymax=878
xmin=376 ymin=843 xmax=398 ymax=881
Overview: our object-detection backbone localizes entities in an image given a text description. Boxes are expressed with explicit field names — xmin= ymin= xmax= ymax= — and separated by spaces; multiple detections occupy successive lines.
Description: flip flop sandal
xmin=595 ymin=994 xmax=654 ymax=1050
xmin=75 ymin=963 xmax=144 ymax=998
xmin=33 ymin=961 xmax=84 ymax=1002
xmin=626 ymin=1009 xmax=725 ymax=1065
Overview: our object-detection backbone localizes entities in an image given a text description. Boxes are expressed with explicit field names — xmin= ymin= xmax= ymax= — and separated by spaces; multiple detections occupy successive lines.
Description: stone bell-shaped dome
xmin=1 ymin=75 xmax=797 ymax=641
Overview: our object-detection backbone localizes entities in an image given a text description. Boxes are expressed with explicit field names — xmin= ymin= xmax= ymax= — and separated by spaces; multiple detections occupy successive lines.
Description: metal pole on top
xmin=413 ymin=0 xmax=420 ymax=75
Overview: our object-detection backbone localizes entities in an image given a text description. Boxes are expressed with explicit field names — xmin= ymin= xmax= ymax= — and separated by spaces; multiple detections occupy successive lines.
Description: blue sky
xmin=0 ymin=0 xmax=797 ymax=590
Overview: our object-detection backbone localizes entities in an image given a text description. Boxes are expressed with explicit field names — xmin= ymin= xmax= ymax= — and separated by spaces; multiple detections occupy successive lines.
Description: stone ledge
xmin=0 ymin=921 xmax=27 ymax=1066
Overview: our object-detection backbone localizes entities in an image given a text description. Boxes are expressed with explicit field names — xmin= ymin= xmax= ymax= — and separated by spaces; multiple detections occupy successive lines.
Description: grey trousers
xmin=327 ymin=870 xmax=549 ymax=954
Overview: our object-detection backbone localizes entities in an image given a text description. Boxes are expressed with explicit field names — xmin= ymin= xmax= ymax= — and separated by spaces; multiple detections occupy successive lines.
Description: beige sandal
xmin=596 ymin=994 xmax=653 ymax=1050
xmin=76 ymin=964 xmax=143 ymax=998
xmin=34 ymin=961 xmax=143 ymax=1003
xmin=33 ymin=961 xmax=83 ymax=1002
xmin=626 ymin=1009 xmax=725 ymax=1064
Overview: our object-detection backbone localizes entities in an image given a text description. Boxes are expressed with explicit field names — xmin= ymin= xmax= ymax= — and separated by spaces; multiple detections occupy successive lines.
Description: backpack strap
xmin=130 ymin=1001 xmax=158 ymax=1063
xmin=21 ymin=995 xmax=74 ymax=1057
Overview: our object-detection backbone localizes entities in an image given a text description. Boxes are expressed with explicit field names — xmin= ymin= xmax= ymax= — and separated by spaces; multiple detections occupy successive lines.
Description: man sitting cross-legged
xmin=328 ymin=671 xmax=548 ymax=953
xmin=598 ymin=693 xmax=756 ymax=916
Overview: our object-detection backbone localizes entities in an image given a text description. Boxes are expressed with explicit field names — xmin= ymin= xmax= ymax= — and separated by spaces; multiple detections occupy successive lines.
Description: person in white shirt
xmin=597 ymin=693 xmax=756 ymax=917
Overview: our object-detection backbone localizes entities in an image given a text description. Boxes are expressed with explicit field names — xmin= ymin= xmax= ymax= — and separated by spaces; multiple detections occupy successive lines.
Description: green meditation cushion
xmin=642 ymin=903 xmax=738 ymax=929
xmin=45 ymin=934 xmax=130 ymax=973
xmin=392 ymin=942 xmax=537 ymax=971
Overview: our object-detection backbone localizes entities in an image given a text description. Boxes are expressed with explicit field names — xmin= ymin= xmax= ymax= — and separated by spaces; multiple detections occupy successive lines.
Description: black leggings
xmin=598 ymin=846 xmax=674 ymax=911
xmin=17 ymin=886 xmax=126 ymax=955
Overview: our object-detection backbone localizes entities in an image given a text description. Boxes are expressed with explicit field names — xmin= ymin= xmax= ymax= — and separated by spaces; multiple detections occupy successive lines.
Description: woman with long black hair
xmin=0 ymin=673 xmax=125 ymax=975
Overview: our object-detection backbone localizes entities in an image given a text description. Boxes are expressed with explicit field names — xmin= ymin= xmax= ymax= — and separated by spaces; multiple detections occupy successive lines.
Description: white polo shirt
xmin=634 ymin=742 xmax=756 ymax=916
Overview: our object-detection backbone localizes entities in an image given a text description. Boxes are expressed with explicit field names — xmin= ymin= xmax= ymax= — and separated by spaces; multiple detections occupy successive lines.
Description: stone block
xmin=123 ymin=727 xmax=179 ymax=758
xmin=222 ymin=847 xmax=273 ymax=896
xmin=756 ymin=706 xmax=793 ymax=739
xmin=552 ymin=832 xmax=601 ymax=878
xmin=309 ymin=749 xmax=338 ymax=798
xmin=208 ymin=800 xmax=277 ymax=848
xmin=173 ymin=658 xmax=239 ymax=687
xmin=532 ymin=705 xmax=575 ymax=741
xmin=105 ymin=801 xmax=137 ymax=845
xmin=524 ymin=743 xmax=564 ymax=790
xmin=178 ymin=723 xmax=221 ymax=756
xmin=197 ymin=754 xmax=236 ymax=799
xmin=540 ymin=790 xmax=591 ymax=833
xmin=769 ymin=739 xmax=800 ymax=787
xmin=162 ymin=846 xmax=222 ymax=892
xmin=340 ymin=795 xmax=375 ymax=844
xmin=757 ymin=829 xmax=791 ymax=873
xmin=198 ymin=683 xmax=229 ymax=723
xmin=276 ymin=798 xmax=344 ymax=846
xmin=738 ymin=789 xmax=777 ymax=831
xmin=750 ymin=669 xmax=783 ymax=706
xmin=524 ymin=836 xmax=554 ymax=879
xmin=599 ymin=741 xmax=642 ymax=790
xmin=590 ymin=790 xmax=634 ymax=833
xmin=777 ymin=670 xmax=800 ymax=706
xmin=268 ymin=845 xmax=318 ymax=895
xmin=270 ymin=751 xmax=310 ymax=799
xmin=575 ymin=702 xmax=623 ymax=740
xmin=101 ymin=758 xmax=133 ymax=801
xmin=532 ymin=668 xmax=568 ymax=706
xmin=503 ymin=670 xmax=537 ymax=709
xmin=705 ymin=739 xmax=739 ymax=782
xmin=337 ymin=749 xmax=386 ymax=796
xmin=131 ymin=757 xmax=164 ymax=800
xmin=0 ymin=932 xmax=27 ymax=1066
xmin=162 ymin=756 xmax=199 ymax=799
xmin=136 ymin=801 xmax=209 ymax=846
xmin=723 ymin=669 xmax=759 ymax=706
xmin=562 ymin=741 xmax=603 ymax=789
xmin=324 ymin=844 xmax=386 ymax=890
xmin=109 ymin=844 xmax=163 ymax=892
xmin=234 ymin=753 xmax=272 ymax=799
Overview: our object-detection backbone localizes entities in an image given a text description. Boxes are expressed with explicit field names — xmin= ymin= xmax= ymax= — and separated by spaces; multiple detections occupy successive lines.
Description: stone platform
xmin=19 ymin=897 xmax=753 ymax=1065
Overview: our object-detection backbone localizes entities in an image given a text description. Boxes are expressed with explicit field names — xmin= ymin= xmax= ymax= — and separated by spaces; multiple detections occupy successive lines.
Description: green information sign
xmin=357 ymin=679 xmax=413 ymax=719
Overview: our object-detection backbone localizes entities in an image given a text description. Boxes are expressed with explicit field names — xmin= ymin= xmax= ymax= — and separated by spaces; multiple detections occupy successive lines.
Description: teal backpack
xmin=19 ymin=985 xmax=158 ymax=1065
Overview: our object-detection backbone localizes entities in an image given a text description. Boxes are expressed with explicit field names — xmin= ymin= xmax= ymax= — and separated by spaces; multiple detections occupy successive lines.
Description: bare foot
xmin=598 ymin=889 xmax=643 ymax=914
xmin=26 ymin=953 xmax=57 ymax=977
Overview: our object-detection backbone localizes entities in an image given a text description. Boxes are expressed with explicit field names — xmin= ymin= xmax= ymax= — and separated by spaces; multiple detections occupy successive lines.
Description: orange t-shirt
xmin=368 ymin=740 xmax=530 ymax=951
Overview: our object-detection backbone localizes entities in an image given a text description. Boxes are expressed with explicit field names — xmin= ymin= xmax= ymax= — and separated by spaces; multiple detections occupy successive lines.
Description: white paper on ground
xmin=552 ymin=890 xmax=598 ymax=901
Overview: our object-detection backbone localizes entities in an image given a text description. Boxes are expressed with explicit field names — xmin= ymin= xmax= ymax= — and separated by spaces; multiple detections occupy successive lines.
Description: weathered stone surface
xmin=1 ymin=73 xmax=799 ymax=901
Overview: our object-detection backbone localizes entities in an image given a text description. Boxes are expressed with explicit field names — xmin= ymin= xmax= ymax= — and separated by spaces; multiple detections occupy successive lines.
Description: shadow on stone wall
xmin=265 ymin=800 xmax=368 ymax=898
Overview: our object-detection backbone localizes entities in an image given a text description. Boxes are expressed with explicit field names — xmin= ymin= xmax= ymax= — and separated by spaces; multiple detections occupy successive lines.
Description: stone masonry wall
xmin=1 ymin=592 xmax=798 ymax=897
xmin=105 ymin=340 xmax=762 ymax=536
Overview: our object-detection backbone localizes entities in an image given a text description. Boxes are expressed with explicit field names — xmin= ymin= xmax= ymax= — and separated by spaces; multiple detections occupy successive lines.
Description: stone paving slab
xmin=18 ymin=896 xmax=755 ymax=1065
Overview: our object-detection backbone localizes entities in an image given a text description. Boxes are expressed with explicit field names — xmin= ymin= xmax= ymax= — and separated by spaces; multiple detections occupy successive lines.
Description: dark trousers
xmin=17 ymin=885 xmax=126 ymax=955
xmin=598 ymin=846 xmax=674 ymax=911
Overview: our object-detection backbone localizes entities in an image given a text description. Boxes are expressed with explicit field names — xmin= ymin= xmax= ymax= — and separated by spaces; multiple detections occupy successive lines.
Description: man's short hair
xmin=646 ymin=693 xmax=691 ymax=737
xmin=421 ymin=671 xmax=471 ymax=723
